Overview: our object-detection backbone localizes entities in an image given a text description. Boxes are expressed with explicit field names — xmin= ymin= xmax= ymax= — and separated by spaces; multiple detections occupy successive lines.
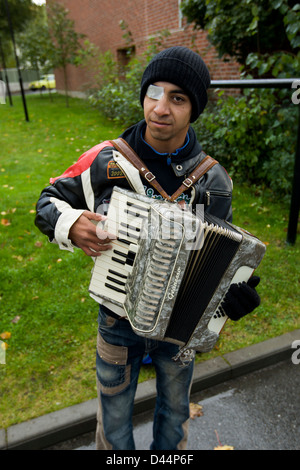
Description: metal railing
xmin=209 ymin=78 xmax=300 ymax=245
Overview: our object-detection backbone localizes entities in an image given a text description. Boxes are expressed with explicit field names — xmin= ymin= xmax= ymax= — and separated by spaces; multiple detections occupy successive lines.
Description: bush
xmin=88 ymin=53 xmax=145 ymax=126
xmin=193 ymin=88 xmax=298 ymax=199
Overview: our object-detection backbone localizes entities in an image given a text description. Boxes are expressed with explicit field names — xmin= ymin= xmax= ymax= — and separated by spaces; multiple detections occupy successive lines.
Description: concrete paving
xmin=1 ymin=329 xmax=299 ymax=450
xmin=73 ymin=358 xmax=300 ymax=451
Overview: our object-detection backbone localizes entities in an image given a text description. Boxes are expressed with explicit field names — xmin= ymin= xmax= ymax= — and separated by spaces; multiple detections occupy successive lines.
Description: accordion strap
xmin=111 ymin=138 xmax=170 ymax=199
xmin=111 ymin=138 xmax=218 ymax=202
xmin=170 ymin=153 xmax=218 ymax=201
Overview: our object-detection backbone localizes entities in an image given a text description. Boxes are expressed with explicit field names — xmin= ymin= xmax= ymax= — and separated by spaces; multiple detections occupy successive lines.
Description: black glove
xmin=221 ymin=276 xmax=261 ymax=321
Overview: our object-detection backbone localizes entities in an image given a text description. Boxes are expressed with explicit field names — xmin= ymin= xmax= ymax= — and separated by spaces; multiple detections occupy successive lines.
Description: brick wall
xmin=48 ymin=0 xmax=240 ymax=95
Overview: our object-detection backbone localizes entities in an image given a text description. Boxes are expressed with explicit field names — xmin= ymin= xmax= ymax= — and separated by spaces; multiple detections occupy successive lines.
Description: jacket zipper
xmin=205 ymin=190 xmax=231 ymax=206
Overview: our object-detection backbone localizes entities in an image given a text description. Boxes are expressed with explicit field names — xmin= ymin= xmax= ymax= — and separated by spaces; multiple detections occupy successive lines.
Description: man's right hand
xmin=69 ymin=210 xmax=116 ymax=257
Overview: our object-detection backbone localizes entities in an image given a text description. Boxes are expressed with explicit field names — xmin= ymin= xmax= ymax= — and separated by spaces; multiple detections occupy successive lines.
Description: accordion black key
xmin=89 ymin=187 xmax=266 ymax=354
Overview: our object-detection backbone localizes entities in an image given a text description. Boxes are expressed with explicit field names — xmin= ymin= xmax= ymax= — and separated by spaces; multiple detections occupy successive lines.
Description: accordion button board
xmin=89 ymin=187 xmax=266 ymax=353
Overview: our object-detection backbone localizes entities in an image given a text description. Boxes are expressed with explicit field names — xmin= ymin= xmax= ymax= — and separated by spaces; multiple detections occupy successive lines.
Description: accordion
xmin=89 ymin=187 xmax=266 ymax=355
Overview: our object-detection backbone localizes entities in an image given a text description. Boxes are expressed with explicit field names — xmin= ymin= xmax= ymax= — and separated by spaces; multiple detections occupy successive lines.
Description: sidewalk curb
xmin=1 ymin=329 xmax=299 ymax=450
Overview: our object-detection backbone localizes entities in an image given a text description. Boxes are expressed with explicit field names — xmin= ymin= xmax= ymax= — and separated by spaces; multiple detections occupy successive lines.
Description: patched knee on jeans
xmin=96 ymin=333 xmax=131 ymax=395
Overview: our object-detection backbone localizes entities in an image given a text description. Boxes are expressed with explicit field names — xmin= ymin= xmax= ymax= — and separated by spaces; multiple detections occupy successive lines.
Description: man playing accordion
xmin=35 ymin=47 xmax=261 ymax=450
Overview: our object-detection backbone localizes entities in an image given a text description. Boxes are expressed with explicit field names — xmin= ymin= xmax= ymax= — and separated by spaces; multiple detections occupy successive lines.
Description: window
xmin=117 ymin=46 xmax=135 ymax=74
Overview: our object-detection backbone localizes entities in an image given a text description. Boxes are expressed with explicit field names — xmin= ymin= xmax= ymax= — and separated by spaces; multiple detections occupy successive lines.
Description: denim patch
xmin=96 ymin=333 xmax=131 ymax=395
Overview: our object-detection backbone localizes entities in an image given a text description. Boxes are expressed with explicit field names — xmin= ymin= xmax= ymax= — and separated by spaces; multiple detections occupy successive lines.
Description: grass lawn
xmin=0 ymin=93 xmax=299 ymax=429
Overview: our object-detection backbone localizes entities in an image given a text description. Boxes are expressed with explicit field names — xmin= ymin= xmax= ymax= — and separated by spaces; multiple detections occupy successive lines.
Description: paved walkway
xmin=74 ymin=358 xmax=299 ymax=450
xmin=1 ymin=329 xmax=299 ymax=450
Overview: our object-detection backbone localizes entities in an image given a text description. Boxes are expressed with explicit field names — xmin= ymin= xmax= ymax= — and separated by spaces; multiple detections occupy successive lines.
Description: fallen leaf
xmin=12 ymin=255 xmax=23 ymax=261
xmin=189 ymin=402 xmax=203 ymax=419
xmin=1 ymin=218 xmax=11 ymax=226
xmin=214 ymin=430 xmax=234 ymax=450
xmin=11 ymin=315 xmax=21 ymax=324
xmin=214 ymin=445 xmax=234 ymax=450
xmin=0 ymin=331 xmax=11 ymax=340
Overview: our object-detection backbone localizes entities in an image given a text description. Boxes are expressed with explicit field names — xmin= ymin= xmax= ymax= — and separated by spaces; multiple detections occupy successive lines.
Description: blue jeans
xmin=95 ymin=306 xmax=194 ymax=450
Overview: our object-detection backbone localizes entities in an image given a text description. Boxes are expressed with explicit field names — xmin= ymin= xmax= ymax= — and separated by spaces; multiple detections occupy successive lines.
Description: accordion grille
xmin=165 ymin=229 xmax=240 ymax=343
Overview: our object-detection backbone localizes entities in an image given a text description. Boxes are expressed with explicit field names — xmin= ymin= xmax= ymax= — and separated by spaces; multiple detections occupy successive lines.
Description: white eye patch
xmin=146 ymin=84 xmax=165 ymax=100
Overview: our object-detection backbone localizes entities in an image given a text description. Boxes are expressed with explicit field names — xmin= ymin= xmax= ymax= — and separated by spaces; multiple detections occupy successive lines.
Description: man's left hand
xmin=221 ymin=276 xmax=261 ymax=321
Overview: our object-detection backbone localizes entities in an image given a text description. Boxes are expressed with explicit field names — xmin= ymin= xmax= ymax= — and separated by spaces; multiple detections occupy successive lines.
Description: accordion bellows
xmin=89 ymin=187 xmax=266 ymax=353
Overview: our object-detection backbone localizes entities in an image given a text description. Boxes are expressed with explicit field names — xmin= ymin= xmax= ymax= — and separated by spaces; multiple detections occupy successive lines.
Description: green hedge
xmin=193 ymin=88 xmax=297 ymax=199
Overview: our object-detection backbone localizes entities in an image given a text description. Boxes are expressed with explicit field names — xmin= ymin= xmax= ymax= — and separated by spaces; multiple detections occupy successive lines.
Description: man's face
xmin=143 ymin=82 xmax=192 ymax=154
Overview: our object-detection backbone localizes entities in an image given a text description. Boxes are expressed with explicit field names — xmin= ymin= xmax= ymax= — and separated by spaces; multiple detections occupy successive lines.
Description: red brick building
xmin=48 ymin=0 xmax=240 ymax=96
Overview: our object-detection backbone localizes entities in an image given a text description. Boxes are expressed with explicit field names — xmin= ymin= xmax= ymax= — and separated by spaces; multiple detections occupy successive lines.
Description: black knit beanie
xmin=140 ymin=46 xmax=211 ymax=122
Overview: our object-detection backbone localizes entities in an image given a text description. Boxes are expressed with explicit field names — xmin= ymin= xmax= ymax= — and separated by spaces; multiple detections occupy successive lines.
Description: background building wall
xmin=48 ymin=0 xmax=240 ymax=96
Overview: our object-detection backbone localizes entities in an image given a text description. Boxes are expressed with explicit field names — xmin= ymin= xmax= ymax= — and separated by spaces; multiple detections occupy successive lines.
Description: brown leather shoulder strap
xmin=111 ymin=138 xmax=170 ymax=200
xmin=170 ymin=154 xmax=218 ymax=201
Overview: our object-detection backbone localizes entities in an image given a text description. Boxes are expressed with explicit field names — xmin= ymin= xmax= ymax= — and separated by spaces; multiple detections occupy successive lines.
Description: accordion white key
xmin=89 ymin=187 xmax=266 ymax=354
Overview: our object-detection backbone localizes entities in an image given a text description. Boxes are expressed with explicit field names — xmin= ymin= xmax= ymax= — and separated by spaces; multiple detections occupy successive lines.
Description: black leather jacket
xmin=35 ymin=120 xmax=232 ymax=252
